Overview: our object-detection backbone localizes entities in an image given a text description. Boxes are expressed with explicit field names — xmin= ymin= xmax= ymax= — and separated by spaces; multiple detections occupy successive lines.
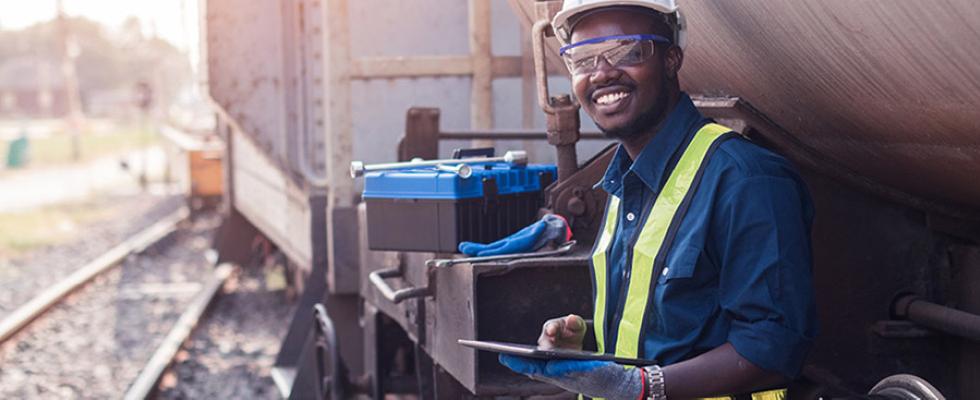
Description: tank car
xmin=204 ymin=0 xmax=980 ymax=398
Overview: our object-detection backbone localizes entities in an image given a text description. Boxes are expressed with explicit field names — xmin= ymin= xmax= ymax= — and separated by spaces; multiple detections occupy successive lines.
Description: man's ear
xmin=665 ymin=46 xmax=684 ymax=80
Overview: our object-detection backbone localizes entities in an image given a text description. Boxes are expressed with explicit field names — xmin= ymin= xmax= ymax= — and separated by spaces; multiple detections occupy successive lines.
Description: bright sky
xmin=0 ymin=0 xmax=199 ymax=66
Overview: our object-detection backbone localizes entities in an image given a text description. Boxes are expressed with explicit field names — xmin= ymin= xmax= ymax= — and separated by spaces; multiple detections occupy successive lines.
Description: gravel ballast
xmin=157 ymin=263 xmax=296 ymax=399
xmin=0 ymin=193 xmax=184 ymax=319
xmin=0 ymin=212 xmax=217 ymax=399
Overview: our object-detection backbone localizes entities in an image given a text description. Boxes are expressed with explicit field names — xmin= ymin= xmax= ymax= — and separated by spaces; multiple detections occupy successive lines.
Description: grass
xmin=0 ymin=123 xmax=165 ymax=258
xmin=0 ymin=123 xmax=164 ymax=256
xmin=0 ymin=199 xmax=114 ymax=258
xmin=1 ymin=125 xmax=161 ymax=170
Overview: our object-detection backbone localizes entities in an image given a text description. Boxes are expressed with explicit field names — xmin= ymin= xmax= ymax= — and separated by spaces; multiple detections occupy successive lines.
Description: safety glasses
xmin=559 ymin=34 xmax=671 ymax=75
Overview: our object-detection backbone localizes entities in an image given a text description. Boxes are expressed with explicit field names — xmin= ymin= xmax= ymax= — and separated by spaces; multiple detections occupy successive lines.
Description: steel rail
xmin=0 ymin=207 xmax=190 ymax=344
xmin=123 ymin=263 xmax=236 ymax=400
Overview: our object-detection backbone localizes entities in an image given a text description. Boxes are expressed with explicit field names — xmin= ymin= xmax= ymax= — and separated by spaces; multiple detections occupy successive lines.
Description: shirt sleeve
xmin=711 ymin=173 xmax=817 ymax=378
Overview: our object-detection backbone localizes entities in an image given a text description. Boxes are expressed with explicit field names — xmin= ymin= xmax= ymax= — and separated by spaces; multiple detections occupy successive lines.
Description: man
xmin=498 ymin=1 xmax=817 ymax=399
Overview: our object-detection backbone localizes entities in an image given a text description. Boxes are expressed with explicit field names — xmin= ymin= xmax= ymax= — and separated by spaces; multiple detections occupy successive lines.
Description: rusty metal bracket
xmin=398 ymin=107 xmax=604 ymax=165
xmin=368 ymin=267 xmax=432 ymax=304
xmin=399 ymin=108 xmax=441 ymax=162
xmin=531 ymin=19 xmax=559 ymax=115
xmin=531 ymin=5 xmax=582 ymax=182
xmin=544 ymin=144 xmax=617 ymax=242
xmin=546 ymin=95 xmax=581 ymax=182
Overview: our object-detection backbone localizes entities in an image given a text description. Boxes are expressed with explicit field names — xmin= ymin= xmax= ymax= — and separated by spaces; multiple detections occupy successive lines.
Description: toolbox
xmin=362 ymin=162 xmax=556 ymax=252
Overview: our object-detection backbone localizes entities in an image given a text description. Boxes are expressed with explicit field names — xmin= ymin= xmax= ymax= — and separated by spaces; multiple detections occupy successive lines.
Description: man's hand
xmin=498 ymin=355 xmax=642 ymax=400
xmin=538 ymin=314 xmax=587 ymax=350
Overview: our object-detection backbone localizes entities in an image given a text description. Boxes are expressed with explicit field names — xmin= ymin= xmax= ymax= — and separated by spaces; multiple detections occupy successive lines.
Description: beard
xmin=596 ymin=75 xmax=671 ymax=141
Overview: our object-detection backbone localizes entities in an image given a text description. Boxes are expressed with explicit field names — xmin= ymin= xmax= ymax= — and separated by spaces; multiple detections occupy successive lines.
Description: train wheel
xmin=313 ymin=303 xmax=347 ymax=400
xmin=868 ymin=374 xmax=945 ymax=400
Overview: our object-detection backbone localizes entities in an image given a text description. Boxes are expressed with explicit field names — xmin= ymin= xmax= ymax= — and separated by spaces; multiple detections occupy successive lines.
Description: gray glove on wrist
xmin=499 ymin=355 xmax=642 ymax=400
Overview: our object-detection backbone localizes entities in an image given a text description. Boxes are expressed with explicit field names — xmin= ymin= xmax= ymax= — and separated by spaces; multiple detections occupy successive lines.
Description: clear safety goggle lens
xmin=559 ymin=34 xmax=670 ymax=75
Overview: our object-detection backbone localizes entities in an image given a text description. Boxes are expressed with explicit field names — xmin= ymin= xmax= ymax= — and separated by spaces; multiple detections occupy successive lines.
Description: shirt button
xmin=626 ymin=212 xmax=636 ymax=222
xmin=662 ymin=267 xmax=670 ymax=277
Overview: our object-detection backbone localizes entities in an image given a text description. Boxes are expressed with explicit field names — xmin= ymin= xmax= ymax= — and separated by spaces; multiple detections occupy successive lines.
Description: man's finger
xmin=544 ymin=319 xmax=562 ymax=337
xmin=539 ymin=318 xmax=567 ymax=348
xmin=562 ymin=314 xmax=586 ymax=334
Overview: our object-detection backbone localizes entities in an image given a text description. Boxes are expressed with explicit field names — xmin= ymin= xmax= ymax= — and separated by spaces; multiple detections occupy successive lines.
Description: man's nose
xmin=589 ymin=56 xmax=621 ymax=85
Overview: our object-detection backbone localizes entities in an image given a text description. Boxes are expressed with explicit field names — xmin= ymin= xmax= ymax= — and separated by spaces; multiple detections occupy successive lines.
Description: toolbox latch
xmin=481 ymin=177 xmax=499 ymax=212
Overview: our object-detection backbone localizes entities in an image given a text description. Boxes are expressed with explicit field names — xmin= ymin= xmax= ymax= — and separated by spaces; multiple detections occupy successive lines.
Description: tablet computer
xmin=457 ymin=339 xmax=657 ymax=366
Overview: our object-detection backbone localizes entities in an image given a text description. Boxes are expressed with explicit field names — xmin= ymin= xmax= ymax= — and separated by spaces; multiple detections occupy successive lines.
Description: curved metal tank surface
xmin=680 ymin=1 xmax=980 ymax=211
xmin=512 ymin=1 xmax=980 ymax=211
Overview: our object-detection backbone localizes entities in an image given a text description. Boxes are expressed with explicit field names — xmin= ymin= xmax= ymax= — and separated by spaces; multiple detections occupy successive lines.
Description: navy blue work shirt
xmin=597 ymin=93 xmax=817 ymax=378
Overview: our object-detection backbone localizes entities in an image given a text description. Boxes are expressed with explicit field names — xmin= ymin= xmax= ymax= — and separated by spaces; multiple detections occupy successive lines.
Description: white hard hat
xmin=552 ymin=0 xmax=687 ymax=48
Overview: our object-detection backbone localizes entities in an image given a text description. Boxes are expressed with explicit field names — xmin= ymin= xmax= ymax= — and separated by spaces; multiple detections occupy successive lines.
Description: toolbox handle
xmin=369 ymin=267 xmax=431 ymax=304
xmin=452 ymin=147 xmax=495 ymax=159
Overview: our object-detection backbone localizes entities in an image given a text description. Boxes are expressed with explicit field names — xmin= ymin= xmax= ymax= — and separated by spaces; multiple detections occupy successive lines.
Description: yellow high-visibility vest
xmin=588 ymin=123 xmax=787 ymax=400
xmin=591 ymin=122 xmax=733 ymax=358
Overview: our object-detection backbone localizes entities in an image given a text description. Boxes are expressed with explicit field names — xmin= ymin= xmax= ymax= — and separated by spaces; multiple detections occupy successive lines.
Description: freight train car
xmin=203 ymin=0 xmax=980 ymax=398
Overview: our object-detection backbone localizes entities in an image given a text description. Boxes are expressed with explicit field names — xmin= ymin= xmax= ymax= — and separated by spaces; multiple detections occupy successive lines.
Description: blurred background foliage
xmin=0 ymin=16 xmax=192 ymax=118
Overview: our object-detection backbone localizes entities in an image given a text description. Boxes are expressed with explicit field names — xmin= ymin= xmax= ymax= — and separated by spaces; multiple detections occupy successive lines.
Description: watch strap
xmin=643 ymin=365 xmax=666 ymax=400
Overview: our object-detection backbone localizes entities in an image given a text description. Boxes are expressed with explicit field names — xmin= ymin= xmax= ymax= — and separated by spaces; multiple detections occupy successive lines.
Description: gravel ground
xmin=157 ymin=262 xmax=296 ymax=399
xmin=0 ymin=212 xmax=218 ymax=399
xmin=0 ymin=193 xmax=184 ymax=319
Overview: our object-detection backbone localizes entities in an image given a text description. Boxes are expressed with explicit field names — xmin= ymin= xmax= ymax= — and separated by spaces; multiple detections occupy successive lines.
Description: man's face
xmin=569 ymin=10 xmax=674 ymax=140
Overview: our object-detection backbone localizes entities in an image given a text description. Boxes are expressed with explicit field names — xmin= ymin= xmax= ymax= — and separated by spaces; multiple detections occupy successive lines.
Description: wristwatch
xmin=643 ymin=365 xmax=667 ymax=400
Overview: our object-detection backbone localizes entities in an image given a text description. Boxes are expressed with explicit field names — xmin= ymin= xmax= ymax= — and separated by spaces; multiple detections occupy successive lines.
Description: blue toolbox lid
xmin=362 ymin=163 xmax=556 ymax=200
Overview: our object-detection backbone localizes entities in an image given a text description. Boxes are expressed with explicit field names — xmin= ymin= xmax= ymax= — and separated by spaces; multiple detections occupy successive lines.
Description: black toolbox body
xmin=362 ymin=163 xmax=556 ymax=253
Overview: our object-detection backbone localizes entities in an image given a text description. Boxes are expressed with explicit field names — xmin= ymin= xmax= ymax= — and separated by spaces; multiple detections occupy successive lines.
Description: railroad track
xmin=0 ymin=208 xmax=236 ymax=399
xmin=124 ymin=263 xmax=234 ymax=400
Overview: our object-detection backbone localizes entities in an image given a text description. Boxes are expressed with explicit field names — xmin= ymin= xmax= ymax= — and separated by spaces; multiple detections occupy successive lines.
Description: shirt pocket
xmin=651 ymin=244 xmax=713 ymax=340
xmin=657 ymin=244 xmax=701 ymax=284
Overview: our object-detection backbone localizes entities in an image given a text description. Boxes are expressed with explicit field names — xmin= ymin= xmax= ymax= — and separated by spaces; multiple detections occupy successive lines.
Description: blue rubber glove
xmin=499 ymin=354 xmax=643 ymax=400
xmin=458 ymin=214 xmax=570 ymax=257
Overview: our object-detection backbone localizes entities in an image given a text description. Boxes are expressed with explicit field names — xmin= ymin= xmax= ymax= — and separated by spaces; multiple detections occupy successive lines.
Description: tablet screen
xmin=458 ymin=339 xmax=657 ymax=366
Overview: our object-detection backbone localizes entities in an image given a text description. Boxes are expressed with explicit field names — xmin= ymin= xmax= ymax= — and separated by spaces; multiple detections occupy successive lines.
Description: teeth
xmin=596 ymin=92 xmax=629 ymax=105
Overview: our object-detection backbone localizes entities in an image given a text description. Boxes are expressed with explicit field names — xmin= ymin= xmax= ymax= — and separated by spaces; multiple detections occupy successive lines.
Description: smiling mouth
xmin=595 ymin=91 xmax=631 ymax=106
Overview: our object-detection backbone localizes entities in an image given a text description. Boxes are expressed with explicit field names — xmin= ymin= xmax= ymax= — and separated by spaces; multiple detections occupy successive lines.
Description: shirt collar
xmin=600 ymin=93 xmax=707 ymax=195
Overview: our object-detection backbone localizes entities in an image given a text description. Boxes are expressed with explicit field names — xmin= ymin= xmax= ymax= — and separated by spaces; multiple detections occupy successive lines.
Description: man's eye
xmin=625 ymin=48 xmax=643 ymax=61
xmin=573 ymin=57 xmax=593 ymax=70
